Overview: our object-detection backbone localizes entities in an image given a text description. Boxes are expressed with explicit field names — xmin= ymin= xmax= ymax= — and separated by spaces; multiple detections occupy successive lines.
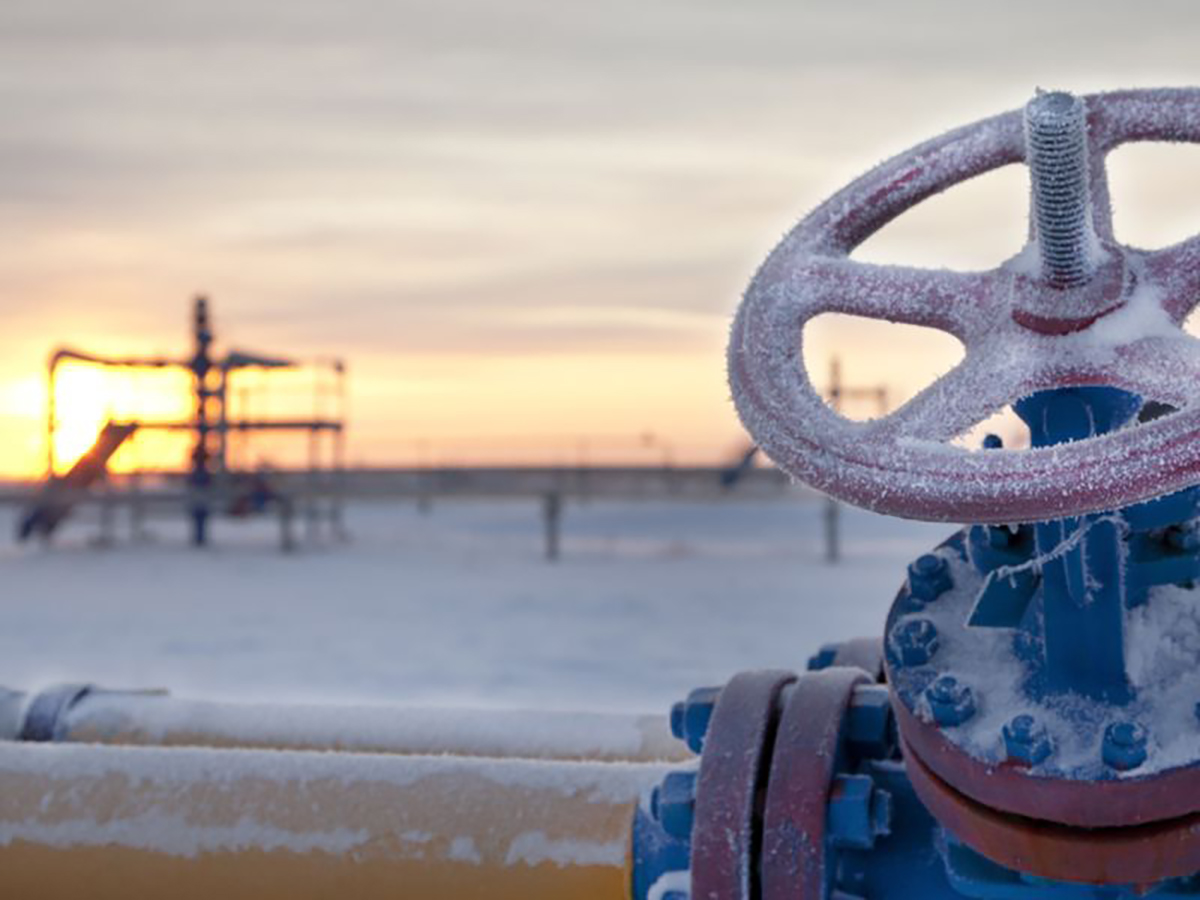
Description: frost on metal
xmin=888 ymin=546 xmax=1200 ymax=780
xmin=728 ymin=88 xmax=1200 ymax=524
xmin=61 ymin=693 xmax=683 ymax=763
xmin=0 ymin=740 xmax=667 ymax=864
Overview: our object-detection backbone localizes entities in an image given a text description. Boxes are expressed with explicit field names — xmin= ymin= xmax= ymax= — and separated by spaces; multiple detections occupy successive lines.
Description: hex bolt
xmin=926 ymin=675 xmax=976 ymax=727
xmin=1025 ymin=90 xmax=1096 ymax=289
xmin=846 ymin=684 xmax=897 ymax=760
xmin=1103 ymin=721 xmax=1149 ymax=771
xmin=1002 ymin=714 xmax=1054 ymax=766
xmin=890 ymin=618 xmax=940 ymax=666
xmin=907 ymin=554 xmax=953 ymax=603
xmin=828 ymin=773 xmax=893 ymax=850
xmin=669 ymin=686 xmax=720 ymax=755
xmin=656 ymin=771 xmax=698 ymax=841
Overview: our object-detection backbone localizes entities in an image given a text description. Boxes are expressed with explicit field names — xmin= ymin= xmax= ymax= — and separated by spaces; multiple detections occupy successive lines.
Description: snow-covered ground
xmin=0 ymin=497 xmax=951 ymax=715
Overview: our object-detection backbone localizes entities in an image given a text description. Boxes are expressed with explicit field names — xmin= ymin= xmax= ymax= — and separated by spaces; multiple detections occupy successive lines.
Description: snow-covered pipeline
xmin=0 ymin=729 xmax=669 ymax=899
xmin=0 ymin=685 xmax=688 ymax=763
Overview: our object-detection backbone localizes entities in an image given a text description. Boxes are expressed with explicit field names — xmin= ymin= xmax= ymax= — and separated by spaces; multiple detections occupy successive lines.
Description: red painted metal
xmin=691 ymin=669 xmax=797 ymax=900
xmin=761 ymin=667 xmax=871 ymax=900
xmin=903 ymin=737 xmax=1200 ymax=885
xmin=728 ymin=88 xmax=1200 ymax=524
xmin=893 ymin=693 xmax=1200 ymax=829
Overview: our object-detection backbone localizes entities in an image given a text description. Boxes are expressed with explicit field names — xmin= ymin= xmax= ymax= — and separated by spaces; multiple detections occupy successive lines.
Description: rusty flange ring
xmin=894 ymin=696 xmax=1200 ymax=829
xmin=903 ymin=737 xmax=1200 ymax=885
xmin=692 ymin=669 xmax=797 ymax=900
xmin=761 ymin=667 xmax=872 ymax=900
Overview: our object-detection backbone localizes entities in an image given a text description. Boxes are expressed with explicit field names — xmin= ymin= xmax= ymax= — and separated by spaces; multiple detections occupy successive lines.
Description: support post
xmin=824 ymin=496 xmax=840 ymax=564
xmin=543 ymin=491 xmax=562 ymax=562
xmin=820 ymin=358 xmax=889 ymax=564
xmin=188 ymin=295 xmax=215 ymax=548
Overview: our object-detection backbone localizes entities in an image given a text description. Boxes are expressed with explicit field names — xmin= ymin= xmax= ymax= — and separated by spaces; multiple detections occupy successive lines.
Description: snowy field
xmin=0 ymin=496 xmax=951 ymax=715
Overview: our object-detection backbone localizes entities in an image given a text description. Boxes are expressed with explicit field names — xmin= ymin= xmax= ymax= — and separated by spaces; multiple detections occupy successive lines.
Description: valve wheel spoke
xmin=754 ymin=255 xmax=998 ymax=342
xmin=869 ymin=344 xmax=1036 ymax=443
xmin=1147 ymin=236 xmax=1200 ymax=324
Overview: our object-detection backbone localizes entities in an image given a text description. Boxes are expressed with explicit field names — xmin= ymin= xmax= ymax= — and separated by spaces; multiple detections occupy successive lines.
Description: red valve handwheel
xmin=728 ymin=88 xmax=1200 ymax=523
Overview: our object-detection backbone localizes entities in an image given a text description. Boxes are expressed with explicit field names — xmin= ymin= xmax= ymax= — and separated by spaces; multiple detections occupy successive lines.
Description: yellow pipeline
xmin=0 ymin=739 xmax=668 ymax=899
xmin=46 ymin=689 xmax=688 ymax=762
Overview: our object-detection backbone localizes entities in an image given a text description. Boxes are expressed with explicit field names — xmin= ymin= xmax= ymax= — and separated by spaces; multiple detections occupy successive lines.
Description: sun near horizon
xmin=6 ymin=140 xmax=1200 ymax=481
xmin=4 ymin=4 xmax=1200 ymax=480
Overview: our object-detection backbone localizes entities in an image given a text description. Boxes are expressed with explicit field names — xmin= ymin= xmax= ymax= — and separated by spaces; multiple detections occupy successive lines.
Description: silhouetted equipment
xmin=20 ymin=295 xmax=347 ymax=549
xmin=18 ymin=422 xmax=137 ymax=542
xmin=719 ymin=445 xmax=760 ymax=488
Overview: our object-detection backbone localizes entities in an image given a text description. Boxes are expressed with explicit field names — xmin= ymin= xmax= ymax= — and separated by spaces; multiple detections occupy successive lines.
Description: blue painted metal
xmin=891 ymin=618 xmax=940 ymax=666
xmin=845 ymin=684 xmax=896 ymax=761
xmin=1001 ymin=715 xmax=1052 ymax=767
xmin=630 ymin=800 xmax=690 ymax=900
xmin=925 ymin=676 xmax=976 ymax=728
xmin=907 ymin=554 xmax=953 ymax=603
xmin=669 ymin=687 xmax=719 ymax=755
xmin=828 ymin=773 xmax=892 ymax=850
xmin=1101 ymin=722 xmax=1149 ymax=772
xmin=1014 ymin=388 xmax=1142 ymax=703
xmin=939 ymin=833 xmax=1200 ymax=900
xmin=654 ymin=771 xmax=698 ymax=842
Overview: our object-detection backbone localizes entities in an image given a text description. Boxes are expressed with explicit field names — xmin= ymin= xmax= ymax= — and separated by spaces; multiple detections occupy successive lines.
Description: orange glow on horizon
xmin=49 ymin=364 xmax=194 ymax=476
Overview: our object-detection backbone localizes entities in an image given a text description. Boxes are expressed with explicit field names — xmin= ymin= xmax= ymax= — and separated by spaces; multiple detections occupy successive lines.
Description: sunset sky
xmin=3 ymin=1 xmax=1200 ymax=476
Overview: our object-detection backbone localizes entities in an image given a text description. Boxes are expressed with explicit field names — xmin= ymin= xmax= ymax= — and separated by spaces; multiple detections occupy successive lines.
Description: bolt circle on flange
xmin=887 ymin=528 xmax=1200 ymax=832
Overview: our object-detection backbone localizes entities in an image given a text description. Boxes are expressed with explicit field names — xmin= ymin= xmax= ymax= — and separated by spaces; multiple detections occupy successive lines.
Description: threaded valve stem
xmin=1025 ymin=91 xmax=1096 ymax=288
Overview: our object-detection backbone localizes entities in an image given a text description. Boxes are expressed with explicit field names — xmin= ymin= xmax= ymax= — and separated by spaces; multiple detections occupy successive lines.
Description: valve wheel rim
xmin=729 ymin=88 xmax=1200 ymax=524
